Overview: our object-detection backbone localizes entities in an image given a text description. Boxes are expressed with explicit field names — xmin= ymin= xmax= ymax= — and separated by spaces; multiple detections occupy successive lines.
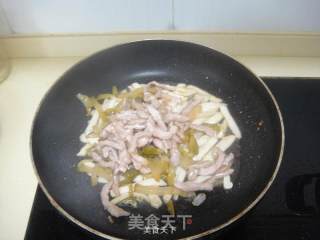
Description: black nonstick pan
xmin=31 ymin=40 xmax=284 ymax=239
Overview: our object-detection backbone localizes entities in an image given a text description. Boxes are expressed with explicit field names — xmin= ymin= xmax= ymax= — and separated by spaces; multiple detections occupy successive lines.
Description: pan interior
xmin=32 ymin=40 xmax=283 ymax=239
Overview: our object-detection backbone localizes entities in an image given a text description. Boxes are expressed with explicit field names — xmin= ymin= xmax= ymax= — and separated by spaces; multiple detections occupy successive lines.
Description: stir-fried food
xmin=77 ymin=81 xmax=241 ymax=217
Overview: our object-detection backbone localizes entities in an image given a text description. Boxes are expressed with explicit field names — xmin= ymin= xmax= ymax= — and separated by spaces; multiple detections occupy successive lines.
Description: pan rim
xmin=29 ymin=39 xmax=285 ymax=240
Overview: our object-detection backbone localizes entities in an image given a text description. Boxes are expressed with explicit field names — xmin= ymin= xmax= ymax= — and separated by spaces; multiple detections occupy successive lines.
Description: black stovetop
xmin=25 ymin=78 xmax=320 ymax=240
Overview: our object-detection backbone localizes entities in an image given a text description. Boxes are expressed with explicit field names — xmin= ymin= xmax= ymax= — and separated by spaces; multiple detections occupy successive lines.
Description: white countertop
xmin=0 ymin=56 xmax=320 ymax=240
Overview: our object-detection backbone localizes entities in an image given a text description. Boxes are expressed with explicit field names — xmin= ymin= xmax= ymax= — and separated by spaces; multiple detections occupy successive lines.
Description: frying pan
xmin=31 ymin=40 xmax=284 ymax=239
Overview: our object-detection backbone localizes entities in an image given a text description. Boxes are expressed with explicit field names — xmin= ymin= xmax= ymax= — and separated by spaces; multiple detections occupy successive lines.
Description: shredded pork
xmin=77 ymin=81 xmax=241 ymax=217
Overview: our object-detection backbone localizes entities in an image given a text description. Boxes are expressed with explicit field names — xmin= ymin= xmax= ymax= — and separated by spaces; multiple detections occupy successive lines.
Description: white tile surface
xmin=0 ymin=4 xmax=11 ymax=35
xmin=0 ymin=0 xmax=172 ymax=34
xmin=173 ymin=0 xmax=320 ymax=32
xmin=1 ymin=0 xmax=319 ymax=34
